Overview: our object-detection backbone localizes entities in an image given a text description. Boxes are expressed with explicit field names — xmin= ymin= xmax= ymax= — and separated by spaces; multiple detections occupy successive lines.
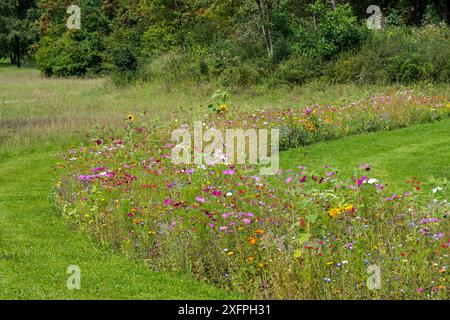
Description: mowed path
xmin=0 ymin=151 xmax=238 ymax=299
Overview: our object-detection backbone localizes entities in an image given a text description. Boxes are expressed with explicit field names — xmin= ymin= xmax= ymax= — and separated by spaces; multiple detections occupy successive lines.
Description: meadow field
xmin=0 ymin=65 xmax=449 ymax=299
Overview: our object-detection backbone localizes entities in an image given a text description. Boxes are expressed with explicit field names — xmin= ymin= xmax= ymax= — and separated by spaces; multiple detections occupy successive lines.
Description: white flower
xmin=367 ymin=178 xmax=378 ymax=184
xmin=432 ymin=186 xmax=443 ymax=194
xmin=226 ymin=192 xmax=233 ymax=197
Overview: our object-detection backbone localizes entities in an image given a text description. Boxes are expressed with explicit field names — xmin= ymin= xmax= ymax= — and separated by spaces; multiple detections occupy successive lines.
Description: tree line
xmin=1 ymin=0 xmax=450 ymax=85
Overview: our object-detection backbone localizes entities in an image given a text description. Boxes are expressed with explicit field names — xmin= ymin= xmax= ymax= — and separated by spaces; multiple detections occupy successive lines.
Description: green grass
xmin=1 ymin=66 xmax=449 ymax=299
xmin=281 ymin=119 xmax=450 ymax=191
xmin=0 ymin=150 xmax=241 ymax=299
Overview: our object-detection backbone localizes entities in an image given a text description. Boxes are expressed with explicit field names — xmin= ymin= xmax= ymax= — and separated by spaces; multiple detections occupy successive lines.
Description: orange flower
xmin=248 ymin=237 xmax=257 ymax=245
xmin=258 ymin=261 xmax=265 ymax=268
xmin=248 ymin=256 xmax=254 ymax=263
xmin=256 ymin=229 xmax=265 ymax=235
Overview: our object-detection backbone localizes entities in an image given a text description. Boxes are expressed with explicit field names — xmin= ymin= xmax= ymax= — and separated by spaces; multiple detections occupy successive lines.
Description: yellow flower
xmin=218 ymin=104 xmax=229 ymax=114
xmin=256 ymin=229 xmax=265 ymax=235
xmin=326 ymin=261 xmax=334 ymax=266
xmin=127 ymin=114 xmax=135 ymax=122
xmin=328 ymin=204 xmax=355 ymax=218
xmin=226 ymin=251 xmax=234 ymax=256
xmin=258 ymin=262 xmax=265 ymax=268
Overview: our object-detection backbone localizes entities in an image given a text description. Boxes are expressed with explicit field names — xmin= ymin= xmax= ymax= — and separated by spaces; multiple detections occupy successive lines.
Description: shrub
xmin=274 ymin=55 xmax=323 ymax=86
xmin=35 ymin=31 xmax=103 ymax=76
xmin=330 ymin=25 xmax=450 ymax=84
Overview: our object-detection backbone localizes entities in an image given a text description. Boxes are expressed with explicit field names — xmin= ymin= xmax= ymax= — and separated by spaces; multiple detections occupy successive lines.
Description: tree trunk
xmin=328 ymin=0 xmax=337 ymax=10
xmin=10 ymin=51 xmax=16 ymax=65
xmin=14 ymin=35 xmax=20 ymax=68
xmin=255 ymin=0 xmax=273 ymax=59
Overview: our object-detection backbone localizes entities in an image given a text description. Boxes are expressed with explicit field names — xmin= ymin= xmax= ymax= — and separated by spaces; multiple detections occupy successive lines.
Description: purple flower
xmin=421 ymin=217 xmax=441 ymax=224
xmin=375 ymin=183 xmax=384 ymax=191
xmin=386 ymin=194 xmax=397 ymax=201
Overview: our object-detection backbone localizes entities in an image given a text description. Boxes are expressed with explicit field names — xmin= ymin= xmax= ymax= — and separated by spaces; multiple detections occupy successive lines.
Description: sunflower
xmin=127 ymin=114 xmax=135 ymax=122
xmin=218 ymin=104 xmax=229 ymax=114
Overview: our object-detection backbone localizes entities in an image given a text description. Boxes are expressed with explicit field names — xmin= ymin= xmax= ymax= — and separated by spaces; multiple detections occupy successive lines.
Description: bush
xmin=329 ymin=25 xmax=450 ymax=84
xmin=35 ymin=31 xmax=103 ymax=76
xmin=35 ymin=0 xmax=109 ymax=77
xmin=273 ymin=55 xmax=323 ymax=86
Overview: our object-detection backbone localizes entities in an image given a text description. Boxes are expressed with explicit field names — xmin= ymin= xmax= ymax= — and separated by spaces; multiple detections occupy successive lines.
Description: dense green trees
xmin=0 ymin=0 xmax=37 ymax=66
xmin=2 ymin=0 xmax=449 ymax=84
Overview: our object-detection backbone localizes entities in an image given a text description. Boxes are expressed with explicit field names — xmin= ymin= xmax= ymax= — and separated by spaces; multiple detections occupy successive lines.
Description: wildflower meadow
xmin=55 ymin=92 xmax=450 ymax=299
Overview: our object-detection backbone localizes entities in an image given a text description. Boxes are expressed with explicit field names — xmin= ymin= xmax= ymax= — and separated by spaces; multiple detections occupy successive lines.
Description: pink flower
xmin=285 ymin=177 xmax=293 ymax=184
xmin=243 ymin=218 xmax=251 ymax=224
xmin=223 ymin=169 xmax=235 ymax=175
xmin=164 ymin=198 xmax=171 ymax=206
xmin=417 ymin=287 xmax=424 ymax=293
xmin=195 ymin=196 xmax=206 ymax=204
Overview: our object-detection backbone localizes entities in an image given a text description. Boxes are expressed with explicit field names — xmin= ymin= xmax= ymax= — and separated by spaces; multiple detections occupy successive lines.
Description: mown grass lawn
xmin=281 ymin=119 xmax=450 ymax=191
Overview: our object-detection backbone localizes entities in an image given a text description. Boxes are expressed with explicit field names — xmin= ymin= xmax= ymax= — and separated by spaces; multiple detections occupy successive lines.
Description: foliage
xmin=20 ymin=0 xmax=449 ymax=85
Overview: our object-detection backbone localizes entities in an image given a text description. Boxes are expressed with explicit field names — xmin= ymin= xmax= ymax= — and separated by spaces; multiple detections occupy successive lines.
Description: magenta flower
xmin=357 ymin=176 xmax=368 ymax=187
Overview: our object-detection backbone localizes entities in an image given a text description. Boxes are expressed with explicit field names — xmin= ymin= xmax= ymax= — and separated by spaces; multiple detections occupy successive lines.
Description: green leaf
xmin=297 ymin=232 xmax=310 ymax=245
xmin=306 ymin=213 xmax=318 ymax=223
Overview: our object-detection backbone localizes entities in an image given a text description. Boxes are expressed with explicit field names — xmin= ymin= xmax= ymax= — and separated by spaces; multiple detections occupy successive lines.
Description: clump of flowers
xmin=328 ymin=204 xmax=355 ymax=218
